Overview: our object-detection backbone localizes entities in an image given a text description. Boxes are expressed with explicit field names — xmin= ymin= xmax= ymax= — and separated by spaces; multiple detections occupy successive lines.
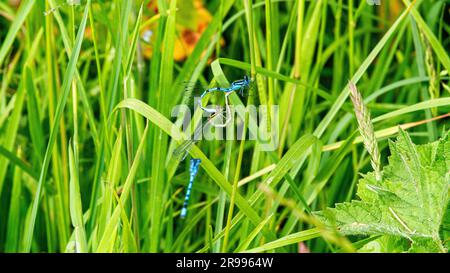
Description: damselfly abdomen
xmin=180 ymin=158 xmax=202 ymax=219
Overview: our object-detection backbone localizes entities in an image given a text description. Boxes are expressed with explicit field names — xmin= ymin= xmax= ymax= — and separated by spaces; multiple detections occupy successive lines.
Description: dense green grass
xmin=0 ymin=0 xmax=449 ymax=253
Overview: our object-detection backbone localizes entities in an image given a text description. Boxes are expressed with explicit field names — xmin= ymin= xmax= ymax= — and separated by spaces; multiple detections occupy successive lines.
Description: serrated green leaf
xmin=316 ymin=129 xmax=450 ymax=253
xmin=358 ymin=235 xmax=409 ymax=253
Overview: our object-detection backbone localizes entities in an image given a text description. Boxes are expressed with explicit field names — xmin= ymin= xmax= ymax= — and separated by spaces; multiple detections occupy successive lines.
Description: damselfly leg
xmin=206 ymin=92 xmax=232 ymax=128
xmin=198 ymin=76 xmax=253 ymax=116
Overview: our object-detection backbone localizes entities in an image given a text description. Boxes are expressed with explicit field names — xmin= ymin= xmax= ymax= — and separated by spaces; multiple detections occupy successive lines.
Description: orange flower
xmin=141 ymin=0 xmax=215 ymax=61
xmin=377 ymin=0 xmax=403 ymax=28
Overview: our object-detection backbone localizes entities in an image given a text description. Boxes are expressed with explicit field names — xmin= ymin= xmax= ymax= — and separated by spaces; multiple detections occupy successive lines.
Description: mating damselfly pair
xmin=198 ymin=75 xmax=252 ymax=113
xmin=178 ymin=76 xmax=253 ymax=219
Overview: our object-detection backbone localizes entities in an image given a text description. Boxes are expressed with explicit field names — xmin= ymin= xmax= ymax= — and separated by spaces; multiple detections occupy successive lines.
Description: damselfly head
xmin=243 ymin=75 xmax=251 ymax=85
xmin=239 ymin=78 xmax=256 ymax=97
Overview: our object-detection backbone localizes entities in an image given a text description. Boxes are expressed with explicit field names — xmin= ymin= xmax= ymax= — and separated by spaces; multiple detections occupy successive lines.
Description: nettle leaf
xmin=316 ymin=129 xmax=449 ymax=252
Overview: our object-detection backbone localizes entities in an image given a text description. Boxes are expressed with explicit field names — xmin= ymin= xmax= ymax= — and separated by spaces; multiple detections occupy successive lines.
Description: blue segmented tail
xmin=180 ymin=158 xmax=202 ymax=218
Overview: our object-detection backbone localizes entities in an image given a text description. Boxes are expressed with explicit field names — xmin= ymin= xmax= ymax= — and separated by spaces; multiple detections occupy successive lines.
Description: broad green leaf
xmin=357 ymin=235 xmax=409 ymax=253
xmin=316 ymin=129 xmax=450 ymax=252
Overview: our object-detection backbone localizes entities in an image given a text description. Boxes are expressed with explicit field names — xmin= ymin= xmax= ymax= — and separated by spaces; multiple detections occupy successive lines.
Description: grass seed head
xmin=348 ymin=81 xmax=382 ymax=181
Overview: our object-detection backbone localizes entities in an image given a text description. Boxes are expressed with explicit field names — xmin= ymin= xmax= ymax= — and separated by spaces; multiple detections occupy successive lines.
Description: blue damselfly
xmin=180 ymin=158 xmax=202 ymax=218
xmin=176 ymin=76 xmax=252 ymax=218
xmin=198 ymin=76 xmax=252 ymax=114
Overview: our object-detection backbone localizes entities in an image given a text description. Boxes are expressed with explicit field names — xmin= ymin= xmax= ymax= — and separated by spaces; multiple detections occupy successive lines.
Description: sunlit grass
xmin=0 ymin=0 xmax=448 ymax=253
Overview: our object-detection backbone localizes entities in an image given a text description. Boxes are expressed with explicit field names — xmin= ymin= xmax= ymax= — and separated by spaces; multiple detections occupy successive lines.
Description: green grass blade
xmin=235 ymin=213 xmax=274 ymax=252
xmin=403 ymin=0 xmax=450 ymax=73
xmin=115 ymin=99 xmax=266 ymax=228
xmin=68 ymin=142 xmax=88 ymax=253
xmin=242 ymin=228 xmax=321 ymax=253
xmin=313 ymin=3 xmax=413 ymax=138
xmin=96 ymin=124 xmax=149 ymax=252
xmin=0 ymin=70 xmax=26 ymax=197
xmin=372 ymin=98 xmax=450 ymax=123
xmin=23 ymin=5 xmax=89 ymax=252
xmin=0 ymin=0 xmax=34 ymax=67
xmin=98 ymin=128 xmax=123 ymax=237
xmin=4 ymin=147 xmax=23 ymax=252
